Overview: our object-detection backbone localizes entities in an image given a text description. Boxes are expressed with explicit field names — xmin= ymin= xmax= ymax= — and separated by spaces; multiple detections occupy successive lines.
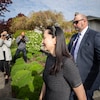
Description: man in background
xmin=13 ymin=32 xmax=29 ymax=63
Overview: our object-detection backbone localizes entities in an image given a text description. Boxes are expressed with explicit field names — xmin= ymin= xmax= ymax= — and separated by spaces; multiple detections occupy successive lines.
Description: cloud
xmin=2 ymin=0 xmax=100 ymax=21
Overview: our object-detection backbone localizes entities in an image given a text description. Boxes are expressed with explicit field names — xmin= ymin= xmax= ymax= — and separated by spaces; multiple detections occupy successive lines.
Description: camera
xmin=22 ymin=35 xmax=25 ymax=38
xmin=6 ymin=34 xmax=12 ymax=40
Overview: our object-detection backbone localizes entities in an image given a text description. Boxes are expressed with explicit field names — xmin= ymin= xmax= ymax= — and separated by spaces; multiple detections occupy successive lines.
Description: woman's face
xmin=42 ymin=30 xmax=56 ymax=54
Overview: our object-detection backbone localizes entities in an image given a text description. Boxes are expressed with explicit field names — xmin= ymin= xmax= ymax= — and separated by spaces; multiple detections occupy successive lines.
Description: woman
xmin=1 ymin=31 xmax=12 ymax=83
xmin=39 ymin=26 xmax=87 ymax=100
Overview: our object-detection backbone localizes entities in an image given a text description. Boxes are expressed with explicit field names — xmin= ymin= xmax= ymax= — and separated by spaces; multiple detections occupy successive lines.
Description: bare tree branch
xmin=0 ymin=0 xmax=12 ymax=16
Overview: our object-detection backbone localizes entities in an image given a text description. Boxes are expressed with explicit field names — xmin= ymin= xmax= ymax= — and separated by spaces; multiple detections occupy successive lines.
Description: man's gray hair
xmin=74 ymin=12 xmax=87 ymax=20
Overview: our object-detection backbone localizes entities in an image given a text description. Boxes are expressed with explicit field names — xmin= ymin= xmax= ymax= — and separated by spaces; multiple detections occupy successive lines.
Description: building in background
xmin=87 ymin=16 xmax=100 ymax=32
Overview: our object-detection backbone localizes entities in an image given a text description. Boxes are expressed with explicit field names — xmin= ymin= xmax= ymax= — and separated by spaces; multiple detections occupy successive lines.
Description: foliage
xmin=11 ymin=52 xmax=46 ymax=100
xmin=27 ymin=10 xmax=70 ymax=31
xmin=26 ymin=31 xmax=42 ymax=54
xmin=10 ymin=16 xmax=28 ymax=33
xmin=9 ymin=10 xmax=75 ymax=33
xmin=11 ymin=34 xmax=46 ymax=99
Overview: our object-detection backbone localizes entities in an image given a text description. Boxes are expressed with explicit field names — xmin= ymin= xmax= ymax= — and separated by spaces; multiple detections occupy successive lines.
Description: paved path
xmin=0 ymin=72 xmax=20 ymax=100
xmin=0 ymin=81 xmax=12 ymax=98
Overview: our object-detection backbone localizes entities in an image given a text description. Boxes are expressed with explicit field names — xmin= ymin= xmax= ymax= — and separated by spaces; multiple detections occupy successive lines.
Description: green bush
xmin=26 ymin=31 xmax=42 ymax=54
xmin=10 ymin=30 xmax=46 ymax=100
xmin=11 ymin=51 xmax=46 ymax=100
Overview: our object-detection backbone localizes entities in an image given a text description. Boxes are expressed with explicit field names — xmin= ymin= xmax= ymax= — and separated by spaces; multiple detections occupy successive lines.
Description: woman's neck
xmin=50 ymin=48 xmax=56 ymax=57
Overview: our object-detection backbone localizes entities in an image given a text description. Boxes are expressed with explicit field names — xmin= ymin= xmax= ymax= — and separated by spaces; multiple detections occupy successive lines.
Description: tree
xmin=9 ymin=10 xmax=75 ymax=33
xmin=0 ymin=0 xmax=12 ymax=16
xmin=0 ymin=19 xmax=6 ymax=33
xmin=10 ymin=13 xmax=28 ymax=33
xmin=28 ymin=10 xmax=68 ymax=31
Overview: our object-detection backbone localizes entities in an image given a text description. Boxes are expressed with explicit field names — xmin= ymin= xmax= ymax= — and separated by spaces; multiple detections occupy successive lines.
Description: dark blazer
xmin=68 ymin=28 xmax=100 ymax=91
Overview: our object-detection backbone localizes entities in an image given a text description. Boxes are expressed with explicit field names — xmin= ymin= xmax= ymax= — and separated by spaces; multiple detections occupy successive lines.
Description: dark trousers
xmin=1 ymin=51 xmax=10 ymax=77
xmin=4 ymin=61 xmax=10 ymax=77
xmin=70 ymin=90 xmax=94 ymax=100
xmin=0 ymin=60 xmax=4 ymax=72
xmin=13 ymin=48 xmax=27 ymax=63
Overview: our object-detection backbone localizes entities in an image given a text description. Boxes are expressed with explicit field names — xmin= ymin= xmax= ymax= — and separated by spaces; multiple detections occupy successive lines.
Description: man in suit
xmin=68 ymin=13 xmax=100 ymax=100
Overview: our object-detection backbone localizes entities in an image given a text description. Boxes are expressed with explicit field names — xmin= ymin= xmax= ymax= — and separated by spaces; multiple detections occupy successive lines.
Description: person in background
xmin=39 ymin=26 xmax=87 ymax=100
xmin=0 ymin=33 xmax=4 ymax=72
xmin=1 ymin=31 xmax=12 ymax=83
xmin=13 ymin=32 xmax=29 ymax=63
xmin=68 ymin=12 xmax=100 ymax=100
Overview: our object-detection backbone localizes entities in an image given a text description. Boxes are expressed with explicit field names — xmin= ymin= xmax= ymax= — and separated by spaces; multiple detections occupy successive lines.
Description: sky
xmin=1 ymin=0 xmax=100 ymax=21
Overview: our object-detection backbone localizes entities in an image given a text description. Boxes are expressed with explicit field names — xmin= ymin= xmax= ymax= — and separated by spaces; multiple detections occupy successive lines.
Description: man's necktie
xmin=70 ymin=33 xmax=81 ymax=56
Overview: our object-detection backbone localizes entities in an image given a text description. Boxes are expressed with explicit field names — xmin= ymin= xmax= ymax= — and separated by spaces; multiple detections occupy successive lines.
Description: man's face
xmin=73 ymin=15 xmax=85 ymax=32
xmin=21 ymin=32 xmax=25 ymax=36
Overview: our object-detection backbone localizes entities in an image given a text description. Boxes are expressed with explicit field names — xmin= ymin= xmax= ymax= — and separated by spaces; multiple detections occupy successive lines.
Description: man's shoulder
xmin=88 ymin=28 xmax=100 ymax=34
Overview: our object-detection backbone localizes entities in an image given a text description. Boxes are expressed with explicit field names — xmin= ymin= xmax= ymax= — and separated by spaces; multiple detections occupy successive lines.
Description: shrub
xmin=10 ymin=30 xmax=46 ymax=100
xmin=26 ymin=31 xmax=42 ymax=54
xmin=11 ymin=52 xmax=46 ymax=100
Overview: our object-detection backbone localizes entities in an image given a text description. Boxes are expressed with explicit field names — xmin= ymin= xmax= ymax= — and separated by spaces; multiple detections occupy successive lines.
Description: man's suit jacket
xmin=68 ymin=28 xmax=100 ymax=91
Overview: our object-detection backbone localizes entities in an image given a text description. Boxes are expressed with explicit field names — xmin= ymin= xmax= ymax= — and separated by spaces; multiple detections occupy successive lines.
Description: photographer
xmin=0 ymin=33 xmax=4 ymax=72
xmin=13 ymin=32 xmax=29 ymax=63
xmin=0 ymin=31 xmax=12 ymax=83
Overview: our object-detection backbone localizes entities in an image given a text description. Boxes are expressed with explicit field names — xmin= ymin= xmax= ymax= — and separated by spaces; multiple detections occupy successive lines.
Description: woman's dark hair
xmin=46 ymin=26 xmax=71 ymax=74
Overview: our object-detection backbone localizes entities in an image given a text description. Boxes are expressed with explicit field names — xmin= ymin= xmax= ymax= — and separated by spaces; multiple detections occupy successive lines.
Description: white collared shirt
xmin=74 ymin=26 xmax=88 ymax=62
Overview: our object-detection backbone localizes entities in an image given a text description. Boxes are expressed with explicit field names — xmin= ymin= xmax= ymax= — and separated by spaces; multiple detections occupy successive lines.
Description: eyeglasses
xmin=73 ymin=19 xmax=83 ymax=24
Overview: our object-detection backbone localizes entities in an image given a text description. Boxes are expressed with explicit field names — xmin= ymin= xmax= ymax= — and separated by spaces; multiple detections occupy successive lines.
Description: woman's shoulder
xmin=62 ymin=56 xmax=76 ymax=68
